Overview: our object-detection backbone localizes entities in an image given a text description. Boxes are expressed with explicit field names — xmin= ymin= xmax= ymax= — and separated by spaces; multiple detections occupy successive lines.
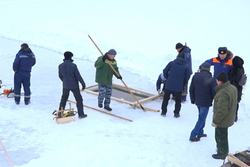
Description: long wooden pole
xmin=0 ymin=138 xmax=14 ymax=167
xmin=88 ymin=35 xmax=146 ymax=112
xmin=68 ymin=100 xmax=132 ymax=122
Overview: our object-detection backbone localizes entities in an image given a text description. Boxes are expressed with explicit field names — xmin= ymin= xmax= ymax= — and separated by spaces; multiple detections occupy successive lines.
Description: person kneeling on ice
xmin=189 ymin=62 xmax=216 ymax=142
xmin=94 ymin=49 xmax=122 ymax=111
xmin=58 ymin=51 xmax=87 ymax=119
xmin=156 ymin=73 xmax=167 ymax=97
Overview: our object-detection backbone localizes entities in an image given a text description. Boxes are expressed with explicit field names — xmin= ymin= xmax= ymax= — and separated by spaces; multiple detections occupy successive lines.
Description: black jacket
xmin=189 ymin=70 xmax=216 ymax=107
xmin=59 ymin=59 xmax=85 ymax=90
xmin=227 ymin=56 xmax=244 ymax=102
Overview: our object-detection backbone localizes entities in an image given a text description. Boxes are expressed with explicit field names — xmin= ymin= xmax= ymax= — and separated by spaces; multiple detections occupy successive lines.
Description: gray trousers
xmin=98 ymin=84 xmax=112 ymax=107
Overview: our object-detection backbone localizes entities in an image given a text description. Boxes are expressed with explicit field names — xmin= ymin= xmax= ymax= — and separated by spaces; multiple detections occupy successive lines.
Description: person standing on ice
xmin=174 ymin=42 xmax=192 ymax=102
xmin=94 ymin=49 xmax=122 ymax=111
xmin=199 ymin=47 xmax=233 ymax=79
xmin=58 ymin=51 xmax=87 ymax=119
xmin=161 ymin=52 xmax=190 ymax=118
xmin=189 ymin=62 xmax=216 ymax=142
xmin=13 ymin=43 xmax=36 ymax=105
xmin=211 ymin=72 xmax=237 ymax=160
xmin=227 ymin=56 xmax=245 ymax=122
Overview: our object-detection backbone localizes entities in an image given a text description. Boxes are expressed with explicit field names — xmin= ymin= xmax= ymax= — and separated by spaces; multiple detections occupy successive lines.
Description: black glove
xmin=191 ymin=101 xmax=195 ymax=104
xmin=117 ymin=75 xmax=122 ymax=80
xmin=102 ymin=53 xmax=108 ymax=62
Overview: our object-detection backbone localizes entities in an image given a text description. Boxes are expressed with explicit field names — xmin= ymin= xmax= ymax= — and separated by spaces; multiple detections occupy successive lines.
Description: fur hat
xmin=64 ymin=51 xmax=73 ymax=60
xmin=107 ymin=49 xmax=117 ymax=55
xmin=216 ymin=72 xmax=228 ymax=82
xmin=218 ymin=47 xmax=227 ymax=54
xmin=176 ymin=43 xmax=184 ymax=49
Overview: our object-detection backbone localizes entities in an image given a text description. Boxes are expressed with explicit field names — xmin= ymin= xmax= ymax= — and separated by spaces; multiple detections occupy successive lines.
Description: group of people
xmin=157 ymin=43 xmax=245 ymax=160
xmin=13 ymin=42 xmax=245 ymax=160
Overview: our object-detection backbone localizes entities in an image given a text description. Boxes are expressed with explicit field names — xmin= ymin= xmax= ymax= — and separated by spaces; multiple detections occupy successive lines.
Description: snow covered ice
xmin=0 ymin=0 xmax=250 ymax=167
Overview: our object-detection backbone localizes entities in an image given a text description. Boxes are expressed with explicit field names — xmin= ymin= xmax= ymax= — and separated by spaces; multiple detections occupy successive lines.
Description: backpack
xmin=238 ymin=69 xmax=247 ymax=86
xmin=238 ymin=73 xmax=247 ymax=86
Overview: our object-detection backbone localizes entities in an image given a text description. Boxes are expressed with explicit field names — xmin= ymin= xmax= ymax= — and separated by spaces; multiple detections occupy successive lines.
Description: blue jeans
xmin=190 ymin=106 xmax=209 ymax=139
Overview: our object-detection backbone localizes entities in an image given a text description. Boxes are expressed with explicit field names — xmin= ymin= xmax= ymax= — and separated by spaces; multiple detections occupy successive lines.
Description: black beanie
xmin=64 ymin=51 xmax=73 ymax=60
xmin=216 ymin=72 xmax=228 ymax=82
xmin=176 ymin=43 xmax=184 ymax=49
xmin=177 ymin=53 xmax=185 ymax=60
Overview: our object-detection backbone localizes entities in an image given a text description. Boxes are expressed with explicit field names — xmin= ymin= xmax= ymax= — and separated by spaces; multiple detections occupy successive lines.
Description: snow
xmin=0 ymin=0 xmax=249 ymax=166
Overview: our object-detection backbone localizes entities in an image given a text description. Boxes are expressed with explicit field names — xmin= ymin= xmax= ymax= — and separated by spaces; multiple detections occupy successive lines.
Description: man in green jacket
xmin=94 ymin=49 xmax=122 ymax=111
xmin=212 ymin=71 xmax=237 ymax=160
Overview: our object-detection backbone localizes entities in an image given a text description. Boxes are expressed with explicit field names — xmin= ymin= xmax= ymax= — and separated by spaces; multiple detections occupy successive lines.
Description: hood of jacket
xmin=18 ymin=47 xmax=34 ymax=58
xmin=232 ymin=56 xmax=244 ymax=68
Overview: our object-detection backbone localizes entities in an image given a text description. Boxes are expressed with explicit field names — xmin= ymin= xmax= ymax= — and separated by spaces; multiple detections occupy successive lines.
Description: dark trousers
xmin=161 ymin=89 xmax=182 ymax=115
xmin=215 ymin=127 xmax=229 ymax=158
xmin=14 ymin=72 xmax=31 ymax=103
xmin=59 ymin=88 xmax=84 ymax=116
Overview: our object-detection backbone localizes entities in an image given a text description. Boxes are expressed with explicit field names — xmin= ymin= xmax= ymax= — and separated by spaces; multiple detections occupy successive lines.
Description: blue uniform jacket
xmin=180 ymin=46 xmax=192 ymax=75
xmin=13 ymin=48 xmax=36 ymax=77
xmin=59 ymin=59 xmax=85 ymax=90
xmin=189 ymin=70 xmax=216 ymax=107
xmin=156 ymin=74 xmax=166 ymax=91
xmin=200 ymin=52 xmax=233 ymax=78
xmin=163 ymin=57 xmax=190 ymax=92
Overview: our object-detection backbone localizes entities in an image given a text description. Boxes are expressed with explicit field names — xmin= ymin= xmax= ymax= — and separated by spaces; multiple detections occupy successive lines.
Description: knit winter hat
xmin=201 ymin=62 xmax=211 ymax=69
xmin=176 ymin=43 xmax=184 ymax=49
xmin=218 ymin=47 xmax=227 ymax=54
xmin=177 ymin=53 xmax=185 ymax=60
xmin=107 ymin=49 xmax=117 ymax=55
xmin=64 ymin=51 xmax=73 ymax=60
xmin=216 ymin=72 xmax=228 ymax=82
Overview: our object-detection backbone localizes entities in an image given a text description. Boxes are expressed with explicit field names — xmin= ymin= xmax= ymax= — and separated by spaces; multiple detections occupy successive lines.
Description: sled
xmin=227 ymin=150 xmax=250 ymax=167
xmin=54 ymin=103 xmax=75 ymax=124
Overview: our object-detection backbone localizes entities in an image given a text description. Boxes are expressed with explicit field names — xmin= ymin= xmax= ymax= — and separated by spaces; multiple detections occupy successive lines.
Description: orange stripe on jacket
xmin=212 ymin=57 xmax=232 ymax=66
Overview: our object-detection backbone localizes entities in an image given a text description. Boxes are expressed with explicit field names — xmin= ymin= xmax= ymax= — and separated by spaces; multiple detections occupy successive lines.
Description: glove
xmin=191 ymin=101 xmax=195 ymax=104
xmin=117 ymin=75 xmax=122 ymax=80
xmin=157 ymin=89 xmax=161 ymax=95
xmin=102 ymin=53 xmax=108 ymax=62
xmin=211 ymin=122 xmax=217 ymax=128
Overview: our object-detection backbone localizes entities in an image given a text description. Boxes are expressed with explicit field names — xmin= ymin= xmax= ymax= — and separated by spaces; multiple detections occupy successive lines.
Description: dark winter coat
xmin=227 ymin=56 xmax=244 ymax=102
xmin=213 ymin=81 xmax=237 ymax=128
xmin=13 ymin=47 xmax=36 ymax=77
xmin=58 ymin=59 xmax=85 ymax=90
xmin=189 ymin=70 xmax=216 ymax=107
xmin=94 ymin=56 xmax=120 ymax=85
xmin=179 ymin=46 xmax=192 ymax=75
xmin=163 ymin=57 xmax=190 ymax=92
xmin=200 ymin=50 xmax=233 ymax=78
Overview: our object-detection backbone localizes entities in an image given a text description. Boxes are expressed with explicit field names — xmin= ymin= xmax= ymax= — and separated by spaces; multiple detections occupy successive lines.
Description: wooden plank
xmin=131 ymin=103 xmax=160 ymax=112
xmin=0 ymin=139 xmax=14 ymax=167
xmin=112 ymin=83 xmax=155 ymax=96
xmin=68 ymin=100 xmax=133 ymax=122
xmin=138 ymin=94 xmax=160 ymax=103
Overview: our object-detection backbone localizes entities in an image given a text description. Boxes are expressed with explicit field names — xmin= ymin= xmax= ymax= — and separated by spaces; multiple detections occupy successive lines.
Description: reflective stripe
xmin=212 ymin=57 xmax=232 ymax=66
xmin=24 ymin=95 xmax=30 ymax=98
xmin=14 ymin=94 xmax=21 ymax=97
xmin=19 ymin=55 xmax=29 ymax=58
